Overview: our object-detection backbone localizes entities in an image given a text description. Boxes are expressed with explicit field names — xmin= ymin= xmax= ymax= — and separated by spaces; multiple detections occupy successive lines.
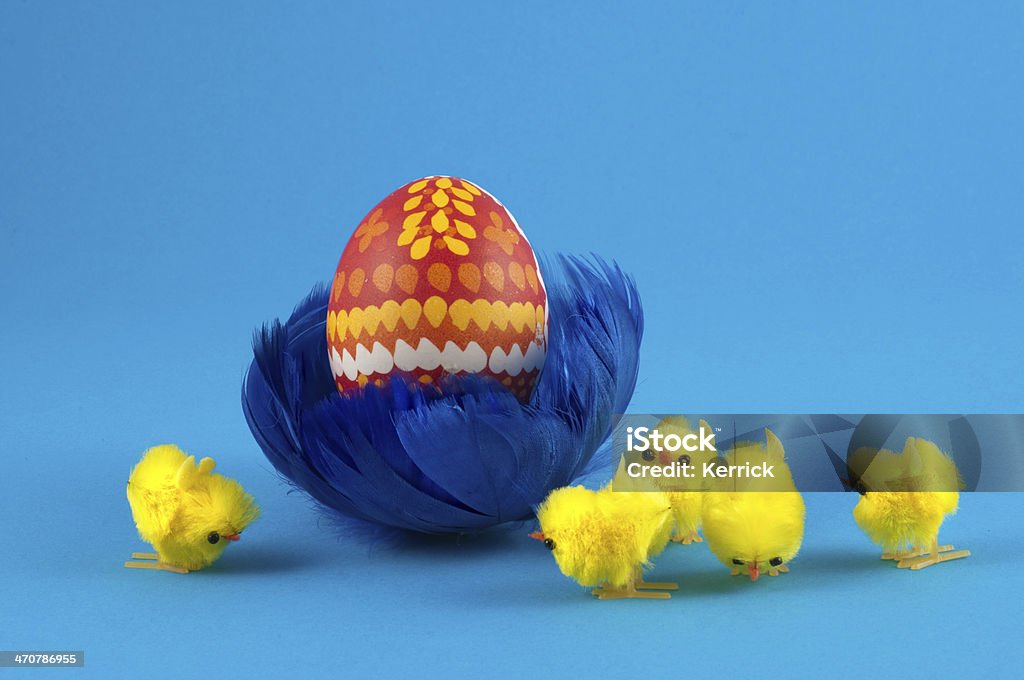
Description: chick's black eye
xmin=207 ymin=532 xmax=220 ymax=544
xmin=641 ymin=450 xmax=655 ymax=462
xmin=543 ymin=538 xmax=555 ymax=551
xmin=731 ymin=558 xmax=744 ymax=565
xmin=769 ymin=557 xmax=783 ymax=567
xmin=677 ymin=454 xmax=691 ymax=466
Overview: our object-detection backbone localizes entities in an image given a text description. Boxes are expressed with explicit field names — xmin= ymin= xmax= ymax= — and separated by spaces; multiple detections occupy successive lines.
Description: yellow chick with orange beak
xmin=125 ymin=445 xmax=259 ymax=573
xmin=701 ymin=429 xmax=805 ymax=581
xmin=530 ymin=485 xmax=676 ymax=600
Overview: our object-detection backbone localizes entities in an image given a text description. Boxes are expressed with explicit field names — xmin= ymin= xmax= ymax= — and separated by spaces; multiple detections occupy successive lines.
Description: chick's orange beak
xmin=657 ymin=451 xmax=671 ymax=465
xmin=748 ymin=562 xmax=759 ymax=581
xmin=224 ymin=533 xmax=241 ymax=541
xmin=529 ymin=531 xmax=545 ymax=541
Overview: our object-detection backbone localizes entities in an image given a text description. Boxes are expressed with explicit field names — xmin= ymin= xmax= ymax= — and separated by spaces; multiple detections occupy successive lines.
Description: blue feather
xmin=241 ymin=254 xmax=643 ymax=534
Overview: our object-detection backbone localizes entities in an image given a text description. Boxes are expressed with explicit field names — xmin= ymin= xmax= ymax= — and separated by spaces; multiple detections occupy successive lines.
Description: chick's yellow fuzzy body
xmin=617 ymin=417 xmax=719 ymax=541
xmin=665 ymin=491 xmax=703 ymax=538
xmin=703 ymin=490 xmax=805 ymax=571
xmin=127 ymin=445 xmax=259 ymax=571
xmin=701 ymin=429 xmax=805 ymax=578
xmin=658 ymin=418 xmax=719 ymax=540
xmin=853 ymin=491 xmax=958 ymax=553
xmin=852 ymin=437 xmax=962 ymax=554
xmin=535 ymin=486 xmax=673 ymax=589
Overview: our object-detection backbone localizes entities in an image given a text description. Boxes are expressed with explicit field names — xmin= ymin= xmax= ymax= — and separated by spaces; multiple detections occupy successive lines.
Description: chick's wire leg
xmin=882 ymin=546 xmax=952 ymax=560
xmin=593 ymin=588 xmax=671 ymax=600
xmin=672 ymin=532 xmax=703 ymax=545
xmin=131 ymin=552 xmax=159 ymax=560
xmin=600 ymin=591 xmax=671 ymax=600
xmin=124 ymin=560 xmax=189 ymax=574
xmin=593 ymin=578 xmax=672 ymax=600
xmin=897 ymin=540 xmax=970 ymax=570
xmin=631 ymin=566 xmax=678 ymax=590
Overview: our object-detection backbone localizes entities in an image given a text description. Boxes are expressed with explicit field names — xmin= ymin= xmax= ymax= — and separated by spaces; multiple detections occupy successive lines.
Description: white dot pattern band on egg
xmin=331 ymin=339 xmax=547 ymax=381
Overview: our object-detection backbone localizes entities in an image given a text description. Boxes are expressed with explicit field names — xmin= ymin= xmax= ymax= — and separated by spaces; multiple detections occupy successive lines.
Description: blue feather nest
xmin=242 ymin=254 xmax=643 ymax=534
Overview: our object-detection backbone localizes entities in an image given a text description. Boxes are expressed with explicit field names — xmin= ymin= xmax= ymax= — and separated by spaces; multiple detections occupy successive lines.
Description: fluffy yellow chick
xmin=654 ymin=417 xmax=718 ymax=544
xmin=851 ymin=436 xmax=969 ymax=570
xmin=531 ymin=485 xmax=677 ymax=599
xmin=125 ymin=444 xmax=259 ymax=573
xmin=701 ymin=429 xmax=805 ymax=581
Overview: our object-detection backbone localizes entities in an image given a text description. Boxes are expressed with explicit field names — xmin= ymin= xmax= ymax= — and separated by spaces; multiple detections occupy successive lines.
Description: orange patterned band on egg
xmin=327 ymin=176 xmax=548 ymax=401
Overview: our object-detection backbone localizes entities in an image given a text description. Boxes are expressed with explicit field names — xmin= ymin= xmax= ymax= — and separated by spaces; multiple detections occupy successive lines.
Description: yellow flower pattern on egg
xmin=396 ymin=178 xmax=482 ymax=260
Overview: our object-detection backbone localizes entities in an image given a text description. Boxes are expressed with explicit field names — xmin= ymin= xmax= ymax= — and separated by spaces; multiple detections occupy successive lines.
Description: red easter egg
xmin=327 ymin=176 xmax=547 ymax=401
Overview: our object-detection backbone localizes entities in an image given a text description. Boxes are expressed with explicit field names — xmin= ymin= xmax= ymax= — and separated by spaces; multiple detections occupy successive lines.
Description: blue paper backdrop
xmin=1 ymin=2 xmax=1021 ymax=678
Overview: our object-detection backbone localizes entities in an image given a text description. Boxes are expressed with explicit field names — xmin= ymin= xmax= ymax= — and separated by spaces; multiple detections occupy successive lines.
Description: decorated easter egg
xmin=327 ymin=176 xmax=547 ymax=401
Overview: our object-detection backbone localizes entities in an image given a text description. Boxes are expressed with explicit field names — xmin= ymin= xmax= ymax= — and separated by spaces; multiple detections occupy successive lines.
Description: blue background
xmin=2 ymin=2 xmax=1021 ymax=677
